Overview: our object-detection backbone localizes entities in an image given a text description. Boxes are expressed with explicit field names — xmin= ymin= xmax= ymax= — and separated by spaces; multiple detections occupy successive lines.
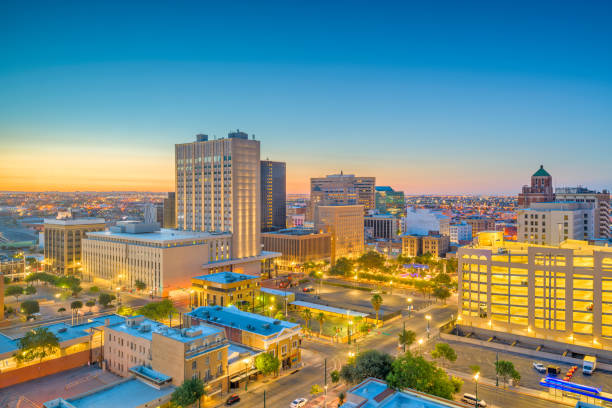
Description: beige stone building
xmin=186 ymin=306 xmax=302 ymax=371
xmin=517 ymin=202 xmax=594 ymax=246
xmin=463 ymin=216 xmax=495 ymax=238
xmin=315 ymin=205 xmax=364 ymax=263
xmin=261 ymin=228 xmax=331 ymax=269
xmin=44 ymin=216 xmax=106 ymax=275
xmin=190 ymin=271 xmax=261 ymax=309
xmin=309 ymin=173 xmax=375 ymax=219
xmin=401 ymin=234 xmax=450 ymax=258
xmin=103 ymin=315 xmax=229 ymax=397
xmin=175 ymin=132 xmax=260 ymax=260
xmin=459 ymin=231 xmax=612 ymax=349
xmin=82 ymin=222 xmax=231 ymax=296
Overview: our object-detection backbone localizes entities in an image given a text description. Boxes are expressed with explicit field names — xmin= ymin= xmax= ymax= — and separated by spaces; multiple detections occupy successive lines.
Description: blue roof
xmin=58 ymin=378 xmax=175 ymax=408
xmin=260 ymin=287 xmax=293 ymax=297
xmin=0 ymin=333 xmax=18 ymax=355
xmin=129 ymin=365 xmax=171 ymax=384
xmin=193 ymin=271 xmax=259 ymax=285
xmin=290 ymin=300 xmax=369 ymax=318
xmin=187 ymin=306 xmax=299 ymax=337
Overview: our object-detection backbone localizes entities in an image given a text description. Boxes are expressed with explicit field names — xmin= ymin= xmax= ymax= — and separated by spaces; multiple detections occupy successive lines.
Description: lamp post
xmin=347 ymin=319 xmax=353 ymax=345
xmin=418 ymin=338 xmax=423 ymax=355
xmin=407 ymin=298 xmax=413 ymax=318
xmin=474 ymin=372 xmax=480 ymax=407
xmin=425 ymin=315 xmax=431 ymax=339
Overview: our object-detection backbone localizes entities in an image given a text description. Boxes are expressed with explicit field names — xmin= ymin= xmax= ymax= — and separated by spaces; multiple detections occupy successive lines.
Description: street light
xmin=348 ymin=319 xmax=353 ymax=345
xmin=407 ymin=298 xmax=413 ymax=318
xmin=417 ymin=338 xmax=423 ymax=354
xmin=474 ymin=372 xmax=480 ymax=407
xmin=425 ymin=315 xmax=431 ymax=339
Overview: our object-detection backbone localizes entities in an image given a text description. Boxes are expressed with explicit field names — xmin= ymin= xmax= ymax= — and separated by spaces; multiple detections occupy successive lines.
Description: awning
xmin=230 ymin=368 xmax=259 ymax=382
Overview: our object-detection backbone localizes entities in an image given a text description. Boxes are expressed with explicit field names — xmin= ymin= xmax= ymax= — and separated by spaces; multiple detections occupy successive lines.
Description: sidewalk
xmin=445 ymin=368 xmax=575 ymax=407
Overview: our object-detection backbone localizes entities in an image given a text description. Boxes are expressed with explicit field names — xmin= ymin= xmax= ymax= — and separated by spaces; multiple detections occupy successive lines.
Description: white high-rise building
xmin=517 ymin=202 xmax=595 ymax=246
xmin=175 ymin=132 xmax=260 ymax=260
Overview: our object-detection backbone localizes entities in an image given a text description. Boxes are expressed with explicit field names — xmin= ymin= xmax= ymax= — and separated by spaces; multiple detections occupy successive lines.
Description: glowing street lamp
xmin=474 ymin=372 xmax=480 ymax=406
xmin=407 ymin=298 xmax=413 ymax=318
xmin=243 ymin=358 xmax=250 ymax=390
xmin=418 ymin=338 xmax=423 ymax=354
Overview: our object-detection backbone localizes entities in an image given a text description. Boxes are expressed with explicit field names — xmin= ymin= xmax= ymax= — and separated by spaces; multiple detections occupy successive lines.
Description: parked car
xmin=290 ymin=398 xmax=308 ymax=408
xmin=533 ymin=362 xmax=546 ymax=373
xmin=461 ymin=393 xmax=487 ymax=407
xmin=225 ymin=394 xmax=240 ymax=405
xmin=547 ymin=365 xmax=561 ymax=375
xmin=302 ymin=286 xmax=315 ymax=293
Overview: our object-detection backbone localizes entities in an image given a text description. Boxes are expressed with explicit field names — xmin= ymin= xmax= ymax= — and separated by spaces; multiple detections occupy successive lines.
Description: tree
xmin=117 ymin=305 xmax=136 ymax=316
xmin=70 ymin=300 xmax=83 ymax=312
xmin=98 ymin=293 xmax=116 ymax=308
xmin=301 ymin=308 xmax=313 ymax=332
xmin=274 ymin=310 xmax=285 ymax=320
xmin=433 ymin=286 xmax=451 ymax=303
xmin=316 ymin=312 xmax=326 ymax=336
xmin=338 ymin=392 xmax=345 ymax=407
xmin=24 ymin=286 xmax=37 ymax=296
xmin=170 ymin=378 xmax=206 ymax=408
xmin=20 ymin=300 xmax=40 ymax=317
xmin=386 ymin=351 xmax=458 ymax=400
xmin=330 ymin=370 xmax=340 ymax=384
xmin=134 ymin=280 xmax=146 ymax=291
xmin=15 ymin=327 xmax=59 ymax=364
xmin=469 ymin=365 xmax=481 ymax=375
xmin=71 ymin=286 xmax=83 ymax=297
xmin=398 ymin=329 xmax=416 ymax=351
xmin=86 ymin=300 xmax=96 ymax=312
xmin=255 ymin=353 xmax=280 ymax=376
xmin=356 ymin=251 xmax=386 ymax=272
xmin=433 ymin=273 xmax=452 ymax=287
xmin=329 ymin=257 xmax=353 ymax=277
xmin=57 ymin=307 xmax=66 ymax=314
xmin=140 ymin=299 xmax=176 ymax=322
xmin=370 ymin=294 xmax=383 ymax=323
xmin=5 ymin=285 xmax=24 ymax=302
xmin=495 ymin=360 xmax=520 ymax=388
xmin=25 ymin=272 xmax=56 ymax=286
xmin=431 ymin=343 xmax=457 ymax=368
xmin=89 ymin=286 xmax=100 ymax=293
xmin=310 ymin=384 xmax=323 ymax=397
xmin=339 ymin=350 xmax=393 ymax=384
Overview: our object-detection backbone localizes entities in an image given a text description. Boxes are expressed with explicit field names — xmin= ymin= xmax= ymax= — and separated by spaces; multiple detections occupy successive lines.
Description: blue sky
xmin=1 ymin=0 xmax=611 ymax=193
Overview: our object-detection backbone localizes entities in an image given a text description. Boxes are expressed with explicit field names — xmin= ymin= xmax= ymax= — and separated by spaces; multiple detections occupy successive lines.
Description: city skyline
xmin=2 ymin=1 xmax=612 ymax=194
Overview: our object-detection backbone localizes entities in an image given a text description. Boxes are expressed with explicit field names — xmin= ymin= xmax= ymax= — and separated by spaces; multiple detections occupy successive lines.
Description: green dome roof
xmin=532 ymin=165 xmax=550 ymax=177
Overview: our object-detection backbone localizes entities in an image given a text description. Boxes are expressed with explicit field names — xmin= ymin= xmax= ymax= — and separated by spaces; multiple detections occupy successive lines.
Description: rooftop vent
xmin=262 ymin=323 xmax=271 ymax=330
xmin=57 ymin=327 xmax=68 ymax=333
xmin=215 ymin=306 xmax=222 ymax=311
xmin=273 ymin=320 xmax=281 ymax=325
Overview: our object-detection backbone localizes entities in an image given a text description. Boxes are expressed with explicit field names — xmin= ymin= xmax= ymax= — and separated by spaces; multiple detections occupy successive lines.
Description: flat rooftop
xmin=108 ymin=315 xmax=223 ymax=343
xmin=44 ymin=378 xmax=175 ymax=408
xmin=290 ymin=300 xmax=369 ymax=318
xmin=193 ymin=271 xmax=259 ymax=285
xmin=263 ymin=227 xmax=321 ymax=236
xmin=44 ymin=217 xmax=105 ymax=226
xmin=85 ymin=228 xmax=230 ymax=244
xmin=187 ymin=306 xmax=299 ymax=337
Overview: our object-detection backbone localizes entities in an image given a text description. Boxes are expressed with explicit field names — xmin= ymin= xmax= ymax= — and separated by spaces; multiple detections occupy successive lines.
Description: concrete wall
xmin=0 ymin=349 xmax=93 ymax=388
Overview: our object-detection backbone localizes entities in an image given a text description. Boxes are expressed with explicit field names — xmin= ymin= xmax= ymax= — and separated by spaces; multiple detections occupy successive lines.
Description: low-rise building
xmin=103 ymin=315 xmax=229 ymax=397
xmin=261 ymin=228 xmax=331 ymax=269
xmin=186 ymin=306 xmax=302 ymax=371
xmin=82 ymin=222 xmax=232 ymax=296
xmin=463 ymin=216 xmax=495 ymax=238
xmin=190 ymin=271 xmax=261 ymax=309
xmin=365 ymin=214 xmax=398 ymax=240
xmin=401 ymin=234 xmax=450 ymax=258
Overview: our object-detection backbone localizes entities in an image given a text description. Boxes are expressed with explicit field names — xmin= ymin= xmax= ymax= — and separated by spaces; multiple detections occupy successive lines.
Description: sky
xmin=1 ymin=0 xmax=611 ymax=194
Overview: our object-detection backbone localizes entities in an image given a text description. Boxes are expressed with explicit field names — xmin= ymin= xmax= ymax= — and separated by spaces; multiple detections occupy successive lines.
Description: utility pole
xmin=402 ymin=320 xmax=406 ymax=353
xmin=263 ymin=390 xmax=266 ymax=408
xmin=324 ymin=358 xmax=327 ymax=408
xmin=495 ymin=352 xmax=499 ymax=387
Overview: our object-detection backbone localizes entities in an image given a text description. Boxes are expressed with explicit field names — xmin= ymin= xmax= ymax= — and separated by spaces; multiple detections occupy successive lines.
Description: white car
xmin=290 ymin=398 xmax=308 ymax=408
xmin=533 ymin=362 xmax=546 ymax=373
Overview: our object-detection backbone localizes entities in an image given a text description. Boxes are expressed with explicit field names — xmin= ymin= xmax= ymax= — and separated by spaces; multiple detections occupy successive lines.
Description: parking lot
xmin=426 ymin=339 xmax=612 ymax=392
xmin=0 ymin=365 xmax=121 ymax=408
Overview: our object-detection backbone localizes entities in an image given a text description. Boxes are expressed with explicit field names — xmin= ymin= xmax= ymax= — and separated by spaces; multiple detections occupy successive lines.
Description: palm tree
xmin=370 ymin=294 xmax=383 ymax=323
xmin=316 ymin=312 xmax=326 ymax=337
xmin=301 ymin=309 xmax=313 ymax=332
xmin=16 ymin=327 xmax=60 ymax=364
xmin=338 ymin=392 xmax=346 ymax=407
xmin=398 ymin=329 xmax=416 ymax=352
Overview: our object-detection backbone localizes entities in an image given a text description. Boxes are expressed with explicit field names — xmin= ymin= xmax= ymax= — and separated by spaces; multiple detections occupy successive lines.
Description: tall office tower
xmin=518 ymin=165 xmax=555 ymax=207
xmin=315 ymin=205 xmax=364 ymax=264
xmin=143 ymin=204 xmax=157 ymax=224
xmin=175 ymin=131 xmax=260 ymax=259
xmin=375 ymin=186 xmax=405 ymax=215
xmin=163 ymin=192 xmax=176 ymax=229
xmin=309 ymin=172 xmax=375 ymax=220
xmin=260 ymin=160 xmax=286 ymax=231
xmin=556 ymin=187 xmax=611 ymax=239
xmin=517 ymin=202 xmax=594 ymax=246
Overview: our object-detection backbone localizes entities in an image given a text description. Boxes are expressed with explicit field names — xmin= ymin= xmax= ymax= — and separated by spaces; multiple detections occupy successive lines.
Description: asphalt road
xmin=462 ymin=381 xmax=570 ymax=408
